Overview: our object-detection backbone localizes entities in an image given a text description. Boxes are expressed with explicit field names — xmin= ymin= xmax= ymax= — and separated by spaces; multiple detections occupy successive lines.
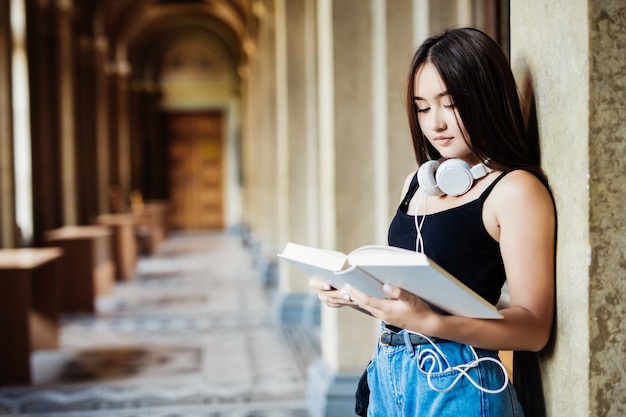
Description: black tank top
xmin=388 ymin=171 xmax=511 ymax=306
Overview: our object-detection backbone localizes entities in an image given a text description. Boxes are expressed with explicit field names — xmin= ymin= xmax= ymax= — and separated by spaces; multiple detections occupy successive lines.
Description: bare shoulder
xmin=482 ymin=170 xmax=555 ymax=244
xmin=494 ymin=170 xmax=552 ymax=201
xmin=490 ymin=170 xmax=555 ymax=220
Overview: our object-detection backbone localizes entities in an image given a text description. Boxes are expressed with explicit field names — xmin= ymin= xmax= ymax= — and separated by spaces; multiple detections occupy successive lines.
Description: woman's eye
xmin=443 ymin=103 xmax=455 ymax=109
xmin=416 ymin=107 xmax=429 ymax=113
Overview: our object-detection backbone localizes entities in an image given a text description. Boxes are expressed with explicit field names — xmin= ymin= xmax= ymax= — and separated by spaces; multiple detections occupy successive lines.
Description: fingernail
xmin=383 ymin=283 xmax=393 ymax=292
xmin=343 ymin=293 xmax=352 ymax=301
xmin=323 ymin=285 xmax=331 ymax=291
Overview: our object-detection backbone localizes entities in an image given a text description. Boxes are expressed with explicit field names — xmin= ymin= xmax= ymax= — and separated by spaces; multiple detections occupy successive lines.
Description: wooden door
xmin=164 ymin=112 xmax=224 ymax=229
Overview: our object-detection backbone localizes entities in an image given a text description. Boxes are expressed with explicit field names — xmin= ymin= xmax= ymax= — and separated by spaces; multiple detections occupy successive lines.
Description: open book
xmin=278 ymin=242 xmax=502 ymax=319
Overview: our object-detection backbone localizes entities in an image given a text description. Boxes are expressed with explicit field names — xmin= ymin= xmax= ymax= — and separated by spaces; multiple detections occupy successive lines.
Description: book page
xmin=278 ymin=242 xmax=348 ymax=271
xmin=348 ymin=245 xmax=429 ymax=266
xmin=279 ymin=255 xmax=386 ymax=298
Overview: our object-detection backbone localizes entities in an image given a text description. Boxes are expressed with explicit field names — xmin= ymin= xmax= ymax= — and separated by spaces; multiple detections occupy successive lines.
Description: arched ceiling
xmin=95 ymin=0 xmax=253 ymax=67
xmin=127 ymin=13 xmax=242 ymax=80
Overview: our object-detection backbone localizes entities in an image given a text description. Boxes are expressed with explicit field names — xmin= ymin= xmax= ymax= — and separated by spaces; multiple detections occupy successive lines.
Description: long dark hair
xmin=406 ymin=27 xmax=544 ymax=182
xmin=407 ymin=28 xmax=553 ymax=417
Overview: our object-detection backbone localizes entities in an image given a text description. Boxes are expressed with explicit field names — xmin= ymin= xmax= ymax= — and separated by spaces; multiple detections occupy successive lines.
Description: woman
xmin=310 ymin=27 xmax=555 ymax=416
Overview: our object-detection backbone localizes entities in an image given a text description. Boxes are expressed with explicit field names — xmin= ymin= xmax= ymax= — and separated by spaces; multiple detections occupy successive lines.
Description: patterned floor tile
xmin=0 ymin=232 xmax=319 ymax=417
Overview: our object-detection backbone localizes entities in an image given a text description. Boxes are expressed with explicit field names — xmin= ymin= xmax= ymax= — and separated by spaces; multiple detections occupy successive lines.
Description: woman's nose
xmin=428 ymin=107 xmax=446 ymax=132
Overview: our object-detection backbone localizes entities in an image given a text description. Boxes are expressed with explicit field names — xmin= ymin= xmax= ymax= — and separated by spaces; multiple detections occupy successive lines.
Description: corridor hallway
xmin=0 ymin=231 xmax=318 ymax=417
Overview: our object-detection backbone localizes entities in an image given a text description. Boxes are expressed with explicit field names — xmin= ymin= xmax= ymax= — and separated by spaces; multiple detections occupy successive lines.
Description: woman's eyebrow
xmin=413 ymin=91 xmax=451 ymax=101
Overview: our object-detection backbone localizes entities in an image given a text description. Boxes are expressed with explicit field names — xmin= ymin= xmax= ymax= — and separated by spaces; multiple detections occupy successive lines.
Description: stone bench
xmin=45 ymin=225 xmax=115 ymax=312
xmin=0 ymin=248 xmax=62 ymax=385
xmin=95 ymin=213 xmax=139 ymax=281
xmin=132 ymin=201 xmax=170 ymax=255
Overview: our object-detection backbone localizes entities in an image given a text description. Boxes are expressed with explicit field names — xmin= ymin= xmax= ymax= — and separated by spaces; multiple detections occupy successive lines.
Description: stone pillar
xmin=457 ymin=0 xmax=473 ymax=27
xmin=27 ymin=0 xmax=79 ymax=230
xmin=27 ymin=1 xmax=65 ymax=244
xmin=0 ymin=0 xmax=16 ymax=247
xmin=475 ymin=0 xmax=505 ymax=44
xmin=388 ymin=0 xmax=419 ymax=204
xmin=75 ymin=35 xmax=111 ymax=222
xmin=412 ymin=0 xmax=429 ymax=44
xmin=511 ymin=1 xmax=626 ymax=416
xmin=23 ymin=0 xmax=82 ymax=240
xmin=243 ymin=0 xmax=278 ymax=247
xmin=307 ymin=1 xmax=410 ymax=415
xmin=106 ymin=61 xmax=133 ymax=211
xmin=274 ymin=0 xmax=321 ymax=323
xmin=94 ymin=37 xmax=112 ymax=216
xmin=428 ymin=0 xmax=459 ymax=33
xmin=54 ymin=0 xmax=78 ymax=226
xmin=133 ymin=81 xmax=163 ymax=201
xmin=240 ymin=0 xmax=282 ymax=290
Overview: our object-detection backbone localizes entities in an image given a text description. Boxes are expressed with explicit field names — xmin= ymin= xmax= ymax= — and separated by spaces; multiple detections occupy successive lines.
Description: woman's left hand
xmin=344 ymin=283 xmax=435 ymax=331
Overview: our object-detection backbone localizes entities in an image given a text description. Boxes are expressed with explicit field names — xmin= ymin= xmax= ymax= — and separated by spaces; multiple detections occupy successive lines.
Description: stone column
xmin=240 ymin=0 xmax=283 ymax=290
xmin=307 ymin=1 xmax=412 ymax=415
xmin=274 ymin=0 xmax=321 ymax=323
xmin=511 ymin=1 xmax=626 ymax=416
xmin=54 ymin=0 xmax=78 ymax=226
xmin=75 ymin=35 xmax=111 ymax=222
xmin=27 ymin=1 xmax=64 ymax=244
xmin=388 ymin=0 xmax=419 ymax=204
xmin=0 ymin=0 xmax=16 ymax=248
xmin=457 ymin=0 xmax=473 ymax=27
xmin=24 ymin=0 xmax=81 ymax=240
xmin=428 ymin=0 xmax=459 ymax=33
xmin=28 ymin=0 xmax=79 ymax=230
xmin=93 ymin=37 xmax=111 ymax=216
xmin=243 ymin=0 xmax=278 ymax=247
xmin=106 ymin=61 xmax=132 ymax=211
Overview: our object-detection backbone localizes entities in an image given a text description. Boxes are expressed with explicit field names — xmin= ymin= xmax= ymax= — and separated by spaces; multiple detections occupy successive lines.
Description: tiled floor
xmin=0 ymin=231 xmax=319 ymax=417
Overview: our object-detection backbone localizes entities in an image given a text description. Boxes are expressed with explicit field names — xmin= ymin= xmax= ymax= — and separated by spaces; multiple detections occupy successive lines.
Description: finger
xmin=383 ymin=285 xmax=422 ymax=307
xmin=319 ymin=293 xmax=352 ymax=308
xmin=309 ymin=277 xmax=333 ymax=291
xmin=382 ymin=283 xmax=403 ymax=299
xmin=342 ymin=284 xmax=367 ymax=301
xmin=343 ymin=285 xmax=383 ymax=313
xmin=318 ymin=292 xmax=339 ymax=304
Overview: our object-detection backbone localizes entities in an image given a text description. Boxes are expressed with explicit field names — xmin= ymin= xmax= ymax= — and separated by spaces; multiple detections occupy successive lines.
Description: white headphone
xmin=417 ymin=158 xmax=493 ymax=197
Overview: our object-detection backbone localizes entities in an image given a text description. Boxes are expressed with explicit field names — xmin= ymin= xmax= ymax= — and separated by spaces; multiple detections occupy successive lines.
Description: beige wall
xmin=511 ymin=0 xmax=626 ymax=415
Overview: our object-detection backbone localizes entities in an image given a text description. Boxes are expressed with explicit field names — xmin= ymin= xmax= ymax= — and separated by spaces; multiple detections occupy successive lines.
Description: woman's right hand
xmin=310 ymin=277 xmax=354 ymax=308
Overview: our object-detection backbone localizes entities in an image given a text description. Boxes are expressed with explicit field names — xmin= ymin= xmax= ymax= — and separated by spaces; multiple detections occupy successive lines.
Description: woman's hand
xmin=344 ymin=283 xmax=437 ymax=331
xmin=310 ymin=277 xmax=355 ymax=308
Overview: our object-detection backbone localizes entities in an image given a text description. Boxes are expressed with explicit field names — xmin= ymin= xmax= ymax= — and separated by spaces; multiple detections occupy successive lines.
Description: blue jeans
xmin=366 ymin=330 xmax=525 ymax=417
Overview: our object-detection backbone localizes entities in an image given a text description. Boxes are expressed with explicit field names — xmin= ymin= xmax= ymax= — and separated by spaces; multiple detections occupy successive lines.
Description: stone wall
xmin=511 ymin=0 xmax=626 ymax=415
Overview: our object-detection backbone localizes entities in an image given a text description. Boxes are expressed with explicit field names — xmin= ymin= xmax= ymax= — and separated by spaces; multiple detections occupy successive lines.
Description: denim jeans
xmin=366 ymin=330 xmax=525 ymax=417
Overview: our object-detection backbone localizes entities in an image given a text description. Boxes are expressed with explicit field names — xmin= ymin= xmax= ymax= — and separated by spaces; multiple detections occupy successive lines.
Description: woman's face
xmin=413 ymin=62 xmax=478 ymax=164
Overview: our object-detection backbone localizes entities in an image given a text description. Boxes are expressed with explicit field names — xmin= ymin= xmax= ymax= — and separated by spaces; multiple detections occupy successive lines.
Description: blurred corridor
xmin=0 ymin=231 xmax=319 ymax=416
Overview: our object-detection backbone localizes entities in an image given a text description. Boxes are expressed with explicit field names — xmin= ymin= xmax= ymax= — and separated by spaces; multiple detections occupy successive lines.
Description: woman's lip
xmin=434 ymin=136 xmax=454 ymax=145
